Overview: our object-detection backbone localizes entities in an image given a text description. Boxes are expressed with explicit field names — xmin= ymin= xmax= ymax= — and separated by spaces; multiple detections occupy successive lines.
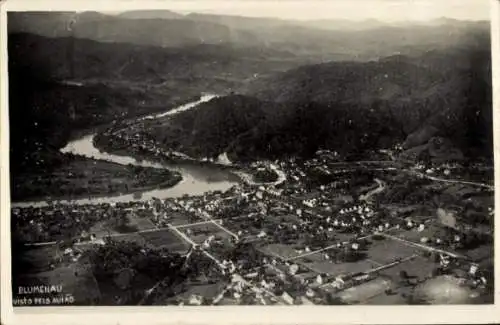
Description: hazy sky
xmin=5 ymin=0 xmax=491 ymax=22
xmin=171 ymin=0 xmax=491 ymax=22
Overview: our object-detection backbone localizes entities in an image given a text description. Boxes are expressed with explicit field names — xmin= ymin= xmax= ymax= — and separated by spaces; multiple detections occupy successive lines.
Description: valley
xmin=7 ymin=8 xmax=494 ymax=307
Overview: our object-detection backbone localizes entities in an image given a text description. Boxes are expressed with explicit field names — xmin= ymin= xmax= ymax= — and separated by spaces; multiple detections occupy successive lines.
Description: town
xmin=12 ymin=144 xmax=494 ymax=306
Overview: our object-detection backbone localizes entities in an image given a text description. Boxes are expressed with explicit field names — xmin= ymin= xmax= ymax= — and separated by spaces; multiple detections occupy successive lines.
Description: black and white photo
xmin=1 ymin=0 xmax=499 ymax=323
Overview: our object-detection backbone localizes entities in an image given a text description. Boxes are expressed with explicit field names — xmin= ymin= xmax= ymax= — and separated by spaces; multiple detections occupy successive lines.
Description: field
xmin=364 ymin=238 xmax=421 ymax=264
xmin=13 ymin=246 xmax=60 ymax=274
xmin=258 ymin=243 xmax=302 ymax=260
xmin=11 ymin=157 xmax=181 ymax=202
xmin=166 ymin=211 xmax=203 ymax=226
xmin=174 ymin=281 xmax=227 ymax=301
xmin=464 ymin=244 xmax=493 ymax=262
xmin=111 ymin=233 xmax=150 ymax=246
xmin=127 ymin=213 xmax=159 ymax=230
xmin=87 ymin=212 xmax=156 ymax=237
xmin=379 ymin=256 xmax=436 ymax=282
xmin=337 ymin=277 xmax=395 ymax=304
xmin=140 ymin=229 xmax=190 ymax=252
xmin=392 ymin=224 xmax=444 ymax=243
xmin=302 ymin=259 xmax=380 ymax=276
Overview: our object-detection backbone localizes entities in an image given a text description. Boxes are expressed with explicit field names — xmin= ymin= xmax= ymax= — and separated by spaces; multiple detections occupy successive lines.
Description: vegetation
xmin=7 ymin=31 xmax=302 ymax=181
xmin=85 ymin=239 xmax=185 ymax=304
xmin=253 ymin=168 xmax=279 ymax=183
xmin=126 ymin=43 xmax=492 ymax=164
xmin=8 ymin=16 xmax=492 ymax=175
xmin=11 ymin=154 xmax=182 ymax=201
xmin=88 ymin=239 xmax=183 ymax=281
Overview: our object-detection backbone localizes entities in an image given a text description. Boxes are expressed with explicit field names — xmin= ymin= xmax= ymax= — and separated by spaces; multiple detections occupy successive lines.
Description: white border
xmin=1 ymin=0 xmax=499 ymax=324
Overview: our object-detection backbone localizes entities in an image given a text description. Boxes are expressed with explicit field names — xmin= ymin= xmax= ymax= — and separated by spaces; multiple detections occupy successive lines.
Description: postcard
xmin=1 ymin=0 xmax=499 ymax=324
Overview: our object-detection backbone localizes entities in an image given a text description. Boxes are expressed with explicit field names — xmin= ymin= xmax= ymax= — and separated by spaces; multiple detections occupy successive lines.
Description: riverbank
xmin=93 ymin=132 xmax=242 ymax=171
xmin=11 ymin=155 xmax=182 ymax=203
xmin=94 ymin=131 xmax=286 ymax=188
xmin=64 ymin=94 xmax=204 ymax=145
xmin=11 ymin=94 xmax=285 ymax=209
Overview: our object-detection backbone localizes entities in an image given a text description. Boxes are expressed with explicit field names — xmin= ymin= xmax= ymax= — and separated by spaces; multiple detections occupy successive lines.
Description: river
xmin=12 ymin=94 xmax=243 ymax=208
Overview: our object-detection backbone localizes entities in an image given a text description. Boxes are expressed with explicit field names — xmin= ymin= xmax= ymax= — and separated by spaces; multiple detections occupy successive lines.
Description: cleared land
xmin=11 ymin=156 xmax=181 ymax=202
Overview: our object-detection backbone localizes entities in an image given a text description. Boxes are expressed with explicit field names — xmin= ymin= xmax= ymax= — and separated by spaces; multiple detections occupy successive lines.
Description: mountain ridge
xmin=8 ymin=12 xmax=490 ymax=61
xmin=141 ymin=48 xmax=492 ymax=163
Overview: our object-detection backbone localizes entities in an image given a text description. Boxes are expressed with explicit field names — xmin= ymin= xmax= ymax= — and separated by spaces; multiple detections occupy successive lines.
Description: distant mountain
xmin=8 ymin=12 xmax=490 ymax=61
xmin=297 ymin=18 xmax=388 ymax=31
xmin=69 ymin=18 xmax=249 ymax=48
xmin=185 ymin=13 xmax=293 ymax=30
xmin=8 ymin=12 xmax=257 ymax=48
xmin=117 ymin=10 xmax=184 ymax=20
xmin=8 ymin=33 xmax=299 ymax=90
xmin=186 ymin=13 xmax=490 ymax=59
xmin=299 ymin=17 xmax=490 ymax=31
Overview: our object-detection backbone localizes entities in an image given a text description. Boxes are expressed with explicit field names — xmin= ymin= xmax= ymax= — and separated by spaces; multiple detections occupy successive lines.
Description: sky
xmin=160 ymin=0 xmax=489 ymax=22
xmin=174 ymin=0 xmax=490 ymax=22
xmin=5 ymin=0 xmax=491 ymax=22
xmin=176 ymin=0 xmax=490 ymax=22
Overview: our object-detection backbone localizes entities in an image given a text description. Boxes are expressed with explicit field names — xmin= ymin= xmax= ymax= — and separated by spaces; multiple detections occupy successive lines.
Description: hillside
xmin=8 ymin=31 xmax=305 ymax=177
xmin=243 ymin=45 xmax=492 ymax=156
xmin=8 ymin=33 xmax=299 ymax=91
xmin=7 ymin=14 xmax=492 ymax=171
xmin=141 ymin=46 xmax=492 ymax=163
xmin=143 ymin=95 xmax=269 ymax=158
xmin=8 ymin=64 xmax=200 ymax=176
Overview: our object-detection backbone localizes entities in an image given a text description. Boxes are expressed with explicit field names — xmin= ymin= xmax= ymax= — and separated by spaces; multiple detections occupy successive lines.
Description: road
xmin=286 ymin=226 xmax=398 ymax=262
xmin=23 ymin=212 xmax=259 ymax=247
xmin=380 ymin=232 xmax=472 ymax=261
xmin=167 ymin=223 xmax=288 ymax=305
xmin=168 ymin=224 xmax=227 ymax=270
xmin=194 ymin=211 xmax=239 ymax=240
xmin=359 ymin=178 xmax=386 ymax=202
xmin=319 ymin=254 xmax=419 ymax=290
xmin=407 ymin=170 xmax=494 ymax=190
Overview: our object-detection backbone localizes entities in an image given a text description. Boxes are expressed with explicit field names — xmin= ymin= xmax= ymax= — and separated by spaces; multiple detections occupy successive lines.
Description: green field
xmin=112 ymin=233 xmax=150 ymax=246
xmin=365 ymin=239 xmax=421 ymax=264
xmin=379 ymin=256 xmax=436 ymax=282
xmin=258 ymin=243 xmax=302 ymax=260
xmin=140 ymin=229 xmax=190 ymax=252
xmin=300 ymin=259 xmax=380 ymax=276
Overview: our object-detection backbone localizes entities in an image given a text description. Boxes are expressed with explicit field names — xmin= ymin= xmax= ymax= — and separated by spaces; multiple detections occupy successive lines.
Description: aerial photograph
xmin=7 ymin=0 xmax=494 ymax=306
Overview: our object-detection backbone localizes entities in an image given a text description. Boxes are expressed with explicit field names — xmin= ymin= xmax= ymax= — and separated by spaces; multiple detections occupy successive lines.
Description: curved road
xmin=408 ymin=170 xmax=494 ymax=191
xmin=359 ymin=178 xmax=386 ymax=202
